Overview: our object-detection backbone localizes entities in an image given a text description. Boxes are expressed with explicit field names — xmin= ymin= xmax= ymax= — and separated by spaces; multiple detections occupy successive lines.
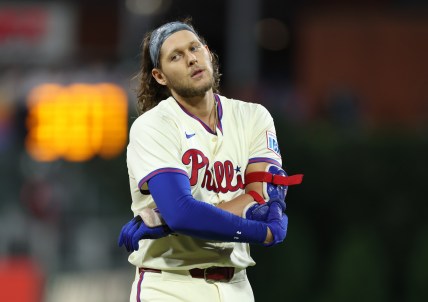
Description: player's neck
xmin=173 ymin=91 xmax=217 ymax=132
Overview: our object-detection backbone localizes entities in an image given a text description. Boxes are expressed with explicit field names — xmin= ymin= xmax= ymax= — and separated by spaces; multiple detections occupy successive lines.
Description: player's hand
xmin=244 ymin=202 xmax=269 ymax=221
xmin=244 ymin=165 xmax=288 ymax=221
xmin=263 ymin=201 xmax=288 ymax=247
xmin=118 ymin=214 xmax=173 ymax=252
xmin=264 ymin=165 xmax=287 ymax=211
xmin=118 ymin=216 xmax=140 ymax=252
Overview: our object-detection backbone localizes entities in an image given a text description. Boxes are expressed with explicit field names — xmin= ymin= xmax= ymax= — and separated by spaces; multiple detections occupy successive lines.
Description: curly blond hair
xmin=135 ymin=19 xmax=221 ymax=115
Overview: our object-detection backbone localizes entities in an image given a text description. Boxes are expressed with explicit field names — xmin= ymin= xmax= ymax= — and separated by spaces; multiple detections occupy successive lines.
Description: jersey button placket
xmin=212 ymin=133 xmax=223 ymax=156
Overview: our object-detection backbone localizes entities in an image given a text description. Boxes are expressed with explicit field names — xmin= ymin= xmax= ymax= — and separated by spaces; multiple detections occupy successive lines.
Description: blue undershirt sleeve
xmin=147 ymin=172 xmax=267 ymax=244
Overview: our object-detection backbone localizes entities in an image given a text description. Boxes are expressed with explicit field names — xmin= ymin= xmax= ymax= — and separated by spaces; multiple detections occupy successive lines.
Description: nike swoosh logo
xmin=185 ymin=132 xmax=196 ymax=139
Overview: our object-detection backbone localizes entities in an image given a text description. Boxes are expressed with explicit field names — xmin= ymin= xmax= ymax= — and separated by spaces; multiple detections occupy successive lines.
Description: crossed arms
xmin=119 ymin=162 xmax=303 ymax=251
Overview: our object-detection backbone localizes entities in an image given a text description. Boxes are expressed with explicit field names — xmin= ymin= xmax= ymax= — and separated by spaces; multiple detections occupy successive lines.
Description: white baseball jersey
xmin=126 ymin=94 xmax=282 ymax=270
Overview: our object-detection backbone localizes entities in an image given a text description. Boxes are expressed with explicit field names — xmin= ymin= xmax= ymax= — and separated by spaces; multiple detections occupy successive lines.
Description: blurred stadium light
xmin=25 ymin=83 xmax=128 ymax=162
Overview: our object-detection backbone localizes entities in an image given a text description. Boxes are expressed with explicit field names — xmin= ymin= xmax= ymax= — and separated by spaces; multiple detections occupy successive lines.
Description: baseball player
xmin=119 ymin=20 xmax=303 ymax=302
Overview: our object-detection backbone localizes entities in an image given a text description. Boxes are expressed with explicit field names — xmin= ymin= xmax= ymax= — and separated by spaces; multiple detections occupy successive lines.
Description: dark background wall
xmin=0 ymin=0 xmax=427 ymax=301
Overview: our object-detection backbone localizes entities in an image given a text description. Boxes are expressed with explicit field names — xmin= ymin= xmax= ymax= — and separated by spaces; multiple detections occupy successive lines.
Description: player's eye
xmin=190 ymin=44 xmax=201 ymax=52
xmin=171 ymin=54 xmax=181 ymax=61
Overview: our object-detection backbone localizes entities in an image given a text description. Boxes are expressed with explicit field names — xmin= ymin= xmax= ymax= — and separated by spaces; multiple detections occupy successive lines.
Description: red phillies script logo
xmin=182 ymin=149 xmax=244 ymax=193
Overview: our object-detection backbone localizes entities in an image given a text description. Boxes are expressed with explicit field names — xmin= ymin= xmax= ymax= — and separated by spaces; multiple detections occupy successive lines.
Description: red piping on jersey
xmin=215 ymin=94 xmax=223 ymax=134
xmin=138 ymin=168 xmax=188 ymax=193
xmin=174 ymin=94 xmax=223 ymax=135
xmin=248 ymin=157 xmax=282 ymax=167
xmin=136 ymin=270 xmax=144 ymax=302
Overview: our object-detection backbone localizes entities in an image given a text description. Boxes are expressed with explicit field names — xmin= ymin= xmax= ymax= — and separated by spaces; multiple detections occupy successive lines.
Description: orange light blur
xmin=25 ymin=83 xmax=128 ymax=162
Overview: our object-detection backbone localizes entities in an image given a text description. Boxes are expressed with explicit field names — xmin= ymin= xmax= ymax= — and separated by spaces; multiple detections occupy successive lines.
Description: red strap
xmin=245 ymin=172 xmax=304 ymax=186
xmin=273 ymin=174 xmax=304 ymax=186
xmin=245 ymin=172 xmax=273 ymax=184
xmin=247 ymin=191 xmax=266 ymax=205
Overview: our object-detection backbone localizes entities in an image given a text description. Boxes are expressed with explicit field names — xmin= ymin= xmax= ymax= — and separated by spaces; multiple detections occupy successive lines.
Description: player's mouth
xmin=191 ymin=68 xmax=204 ymax=78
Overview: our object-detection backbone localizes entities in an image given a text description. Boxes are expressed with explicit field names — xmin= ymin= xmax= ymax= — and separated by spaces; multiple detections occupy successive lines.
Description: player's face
xmin=153 ymin=30 xmax=214 ymax=98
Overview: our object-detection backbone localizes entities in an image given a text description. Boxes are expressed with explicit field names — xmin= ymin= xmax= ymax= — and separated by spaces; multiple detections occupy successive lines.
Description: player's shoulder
xmin=218 ymin=94 xmax=272 ymax=118
xmin=130 ymin=97 xmax=177 ymax=135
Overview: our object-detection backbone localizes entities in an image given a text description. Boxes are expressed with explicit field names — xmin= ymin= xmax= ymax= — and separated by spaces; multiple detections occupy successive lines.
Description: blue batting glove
xmin=245 ymin=165 xmax=288 ymax=221
xmin=118 ymin=216 xmax=141 ymax=252
xmin=118 ymin=216 xmax=172 ymax=252
xmin=263 ymin=201 xmax=288 ymax=247
xmin=130 ymin=222 xmax=172 ymax=251
xmin=245 ymin=202 xmax=269 ymax=221
xmin=265 ymin=165 xmax=288 ymax=211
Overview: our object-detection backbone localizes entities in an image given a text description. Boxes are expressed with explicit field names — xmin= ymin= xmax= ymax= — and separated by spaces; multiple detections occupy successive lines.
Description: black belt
xmin=139 ymin=266 xmax=235 ymax=283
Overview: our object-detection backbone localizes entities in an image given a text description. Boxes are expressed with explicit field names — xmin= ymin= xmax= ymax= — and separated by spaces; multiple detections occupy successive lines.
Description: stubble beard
xmin=169 ymin=69 xmax=214 ymax=98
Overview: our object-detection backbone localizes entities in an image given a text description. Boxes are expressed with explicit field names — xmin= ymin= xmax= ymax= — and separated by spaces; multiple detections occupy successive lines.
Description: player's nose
xmin=187 ymin=53 xmax=198 ymax=65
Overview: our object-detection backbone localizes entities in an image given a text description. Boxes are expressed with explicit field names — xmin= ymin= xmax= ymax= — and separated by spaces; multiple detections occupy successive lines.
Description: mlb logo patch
xmin=267 ymin=131 xmax=281 ymax=156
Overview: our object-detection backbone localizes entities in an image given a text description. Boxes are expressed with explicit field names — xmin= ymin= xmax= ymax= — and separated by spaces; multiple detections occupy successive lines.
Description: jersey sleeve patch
xmin=266 ymin=131 xmax=281 ymax=156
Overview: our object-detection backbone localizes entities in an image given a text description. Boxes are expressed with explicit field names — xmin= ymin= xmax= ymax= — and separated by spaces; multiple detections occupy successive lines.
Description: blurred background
xmin=1 ymin=0 xmax=427 ymax=301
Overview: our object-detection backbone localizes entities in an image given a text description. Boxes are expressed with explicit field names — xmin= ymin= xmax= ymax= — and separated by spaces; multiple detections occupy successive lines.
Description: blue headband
xmin=149 ymin=21 xmax=197 ymax=68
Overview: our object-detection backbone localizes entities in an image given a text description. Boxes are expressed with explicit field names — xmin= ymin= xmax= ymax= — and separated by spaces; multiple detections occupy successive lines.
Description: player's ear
xmin=152 ymin=68 xmax=167 ymax=86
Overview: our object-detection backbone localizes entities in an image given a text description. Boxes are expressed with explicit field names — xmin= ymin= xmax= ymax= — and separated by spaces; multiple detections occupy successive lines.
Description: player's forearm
xmin=216 ymin=194 xmax=254 ymax=217
xmin=217 ymin=194 xmax=274 ymax=244
xmin=216 ymin=169 xmax=264 ymax=217
xmin=148 ymin=172 xmax=268 ymax=244
xmin=165 ymin=195 xmax=268 ymax=244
